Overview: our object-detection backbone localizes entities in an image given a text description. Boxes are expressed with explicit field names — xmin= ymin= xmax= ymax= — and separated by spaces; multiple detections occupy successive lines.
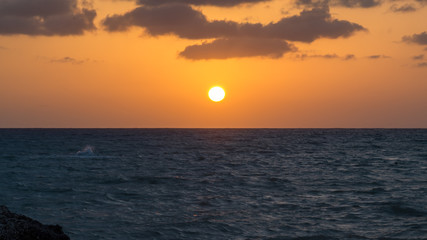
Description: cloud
xmin=417 ymin=62 xmax=427 ymax=67
xmin=344 ymin=54 xmax=355 ymax=60
xmin=0 ymin=0 xmax=96 ymax=36
xmin=135 ymin=0 xmax=271 ymax=7
xmin=293 ymin=0 xmax=425 ymax=12
xmin=412 ymin=54 xmax=424 ymax=60
xmin=0 ymin=0 xmax=75 ymax=17
xmin=0 ymin=45 xmax=6 ymax=50
xmin=103 ymin=5 xmax=365 ymax=43
xmin=367 ymin=55 xmax=391 ymax=59
xmin=296 ymin=53 xmax=339 ymax=60
xmin=263 ymin=8 xmax=366 ymax=42
xmin=295 ymin=0 xmax=381 ymax=8
xmin=102 ymin=2 xmax=364 ymax=59
xmin=179 ymin=38 xmax=295 ymax=59
xmin=103 ymin=4 xmax=228 ymax=37
xmin=295 ymin=53 xmax=355 ymax=60
xmin=316 ymin=53 xmax=339 ymax=58
xmin=50 ymin=56 xmax=86 ymax=64
xmin=403 ymin=31 xmax=427 ymax=45
xmin=390 ymin=3 xmax=417 ymax=12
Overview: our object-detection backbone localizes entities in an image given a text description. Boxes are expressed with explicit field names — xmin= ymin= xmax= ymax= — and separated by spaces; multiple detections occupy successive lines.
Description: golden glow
xmin=0 ymin=1 xmax=427 ymax=127
xmin=208 ymin=87 xmax=226 ymax=102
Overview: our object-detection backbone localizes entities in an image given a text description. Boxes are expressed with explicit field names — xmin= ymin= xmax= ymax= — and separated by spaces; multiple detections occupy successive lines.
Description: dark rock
xmin=0 ymin=206 xmax=70 ymax=240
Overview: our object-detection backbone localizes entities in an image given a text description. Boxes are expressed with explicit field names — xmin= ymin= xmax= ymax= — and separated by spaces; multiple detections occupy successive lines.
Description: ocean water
xmin=0 ymin=129 xmax=426 ymax=240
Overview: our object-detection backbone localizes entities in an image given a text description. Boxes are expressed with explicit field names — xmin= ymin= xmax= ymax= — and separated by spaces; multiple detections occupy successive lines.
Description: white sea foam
xmin=76 ymin=145 xmax=95 ymax=156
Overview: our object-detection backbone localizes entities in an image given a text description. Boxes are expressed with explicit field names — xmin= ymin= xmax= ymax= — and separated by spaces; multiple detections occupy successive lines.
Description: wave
xmin=76 ymin=145 xmax=95 ymax=157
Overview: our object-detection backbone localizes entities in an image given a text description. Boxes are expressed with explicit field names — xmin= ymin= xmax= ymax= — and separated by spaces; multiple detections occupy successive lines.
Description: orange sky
xmin=0 ymin=0 xmax=426 ymax=128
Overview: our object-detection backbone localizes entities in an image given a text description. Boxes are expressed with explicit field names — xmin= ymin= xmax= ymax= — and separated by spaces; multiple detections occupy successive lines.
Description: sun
xmin=208 ymin=86 xmax=225 ymax=102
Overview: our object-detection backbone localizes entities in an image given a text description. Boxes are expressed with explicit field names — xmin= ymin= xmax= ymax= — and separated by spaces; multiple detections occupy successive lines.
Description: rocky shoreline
xmin=0 ymin=206 xmax=70 ymax=240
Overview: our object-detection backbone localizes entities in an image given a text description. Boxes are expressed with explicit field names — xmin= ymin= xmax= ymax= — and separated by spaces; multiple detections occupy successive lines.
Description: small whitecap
xmin=76 ymin=145 xmax=95 ymax=157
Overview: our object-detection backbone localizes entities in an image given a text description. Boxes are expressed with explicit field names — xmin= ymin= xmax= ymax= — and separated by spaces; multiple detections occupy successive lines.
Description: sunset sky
xmin=0 ymin=0 xmax=426 ymax=128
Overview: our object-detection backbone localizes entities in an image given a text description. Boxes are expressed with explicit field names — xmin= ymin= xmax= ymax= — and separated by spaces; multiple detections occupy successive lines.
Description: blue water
xmin=0 ymin=129 xmax=426 ymax=240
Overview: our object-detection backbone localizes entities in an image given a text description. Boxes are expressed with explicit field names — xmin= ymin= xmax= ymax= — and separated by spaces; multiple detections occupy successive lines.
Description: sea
xmin=0 ymin=129 xmax=426 ymax=240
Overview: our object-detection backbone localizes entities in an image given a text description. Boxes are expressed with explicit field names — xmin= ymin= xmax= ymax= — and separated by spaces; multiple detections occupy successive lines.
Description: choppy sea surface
xmin=0 ymin=129 xmax=426 ymax=240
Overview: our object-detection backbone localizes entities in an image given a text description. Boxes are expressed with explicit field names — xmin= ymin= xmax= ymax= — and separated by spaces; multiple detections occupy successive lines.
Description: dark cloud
xmin=0 ymin=45 xmax=6 ymax=50
xmin=417 ymin=62 xmax=427 ymax=67
xmin=295 ymin=0 xmax=381 ymax=8
xmin=0 ymin=0 xmax=75 ymax=17
xmin=103 ymin=2 xmax=364 ymax=59
xmin=296 ymin=53 xmax=339 ymax=60
xmin=179 ymin=38 xmax=295 ymax=59
xmin=135 ymin=0 xmax=270 ymax=7
xmin=295 ymin=0 xmax=326 ymax=8
xmin=296 ymin=53 xmax=355 ymax=60
xmin=0 ymin=0 xmax=96 ymax=36
xmin=103 ymin=5 xmax=365 ymax=43
xmin=338 ymin=0 xmax=381 ymax=7
xmin=103 ymin=4 xmax=234 ymax=38
xmin=263 ymin=8 xmax=366 ymax=42
xmin=50 ymin=56 xmax=87 ymax=64
xmin=403 ymin=31 xmax=427 ymax=45
xmin=424 ymin=47 xmax=427 ymax=51
xmin=390 ymin=3 xmax=417 ymax=12
xmin=344 ymin=54 xmax=355 ymax=60
xmin=367 ymin=55 xmax=391 ymax=59
xmin=317 ymin=53 xmax=339 ymax=58
xmin=412 ymin=54 xmax=424 ymax=60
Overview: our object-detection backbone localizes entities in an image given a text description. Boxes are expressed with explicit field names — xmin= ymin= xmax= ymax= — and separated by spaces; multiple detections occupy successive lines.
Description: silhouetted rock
xmin=0 ymin=206 xmax=70 ymax=240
